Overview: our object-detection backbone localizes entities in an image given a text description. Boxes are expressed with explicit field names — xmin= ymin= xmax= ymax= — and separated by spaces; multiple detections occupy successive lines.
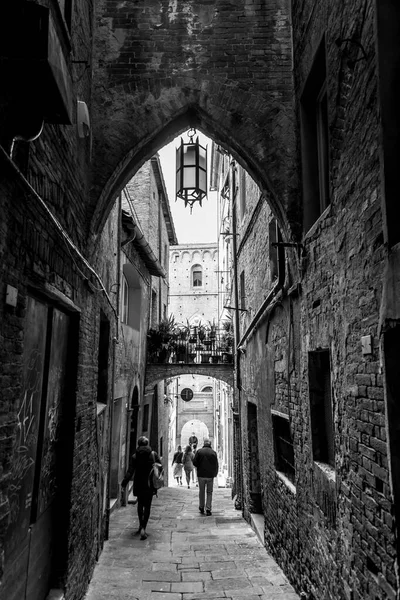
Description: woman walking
xmin=182 ymin=445 xmax=195 ymax=488
xmin=172 ymin=445 xmax=183 ymax=485
xmin=121 ymin=436 xmax=162 ymax=540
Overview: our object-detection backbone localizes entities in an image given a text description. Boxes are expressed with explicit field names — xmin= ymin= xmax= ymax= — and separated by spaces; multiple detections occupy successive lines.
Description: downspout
xmin=104 ymin=193 xmax=122 ymax=540
xmin=237 ymin=224 xmax=286 ymax=350
xmin=231 ymin=161 xmax=241 ymax=389
xmin=158 ymin=195 xmax=162 ymax=319
xmin=230 ymin=160 xmax=244 ymax=511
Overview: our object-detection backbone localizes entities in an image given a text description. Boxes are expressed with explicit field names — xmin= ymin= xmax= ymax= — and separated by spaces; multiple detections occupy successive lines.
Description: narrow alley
xmin=84 ymin=487 xmax=299 ymax=600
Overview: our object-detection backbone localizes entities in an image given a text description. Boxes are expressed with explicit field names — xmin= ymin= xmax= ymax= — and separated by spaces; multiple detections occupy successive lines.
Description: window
xmin=192 ymin=266 xmax=202 ymax=287
xmin=269 ymin=219 xmax=278 ymax=281
xmin=239 ymin=167 xmax=247 ymax=220
xmin=164 ymin=244 xmax=168 ymax=268
xmin=151 ymin=290 xmax=157 ymax=325
xmin=308 ymin=350 xmax=334 ymax=466
xmin=97 ymin=312 xmax=110 ymax=405
xmin=121 ymin=265 xmax=141 ymax=329
xmin=121 ymin=275 xmax=129 ymax=324
xmin=57 ymin=0 xmax=72 ymax=30
xmin=240 ymin=271 xmax=246 ymax=310
xmin=272 ymin=412 xmax=295 ymax=484
xmin=201 ymin=386 xmax=213 ymax=393
xmin=301 ymin=38 xmax=330 ymax=231
xmin=142 ymin=404 xmax=149 ymax=432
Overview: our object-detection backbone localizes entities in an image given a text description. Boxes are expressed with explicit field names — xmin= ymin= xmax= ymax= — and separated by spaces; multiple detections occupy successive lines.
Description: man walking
xmin=193 ymin=438 xmax=219 ymax=516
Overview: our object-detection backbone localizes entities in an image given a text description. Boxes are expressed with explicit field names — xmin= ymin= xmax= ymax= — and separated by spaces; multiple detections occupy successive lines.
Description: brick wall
xmin=234 ymin=1 xmax=397 ymax=599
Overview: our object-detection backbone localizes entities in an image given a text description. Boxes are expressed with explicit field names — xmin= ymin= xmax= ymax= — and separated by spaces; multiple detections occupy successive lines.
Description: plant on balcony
xmin=197 ymin=323 xmax=206 ymax=342
xmin=221 ymin=317 xmax=234 ymax=362
xmin=147 ymin=315 xmax=177 ymax=363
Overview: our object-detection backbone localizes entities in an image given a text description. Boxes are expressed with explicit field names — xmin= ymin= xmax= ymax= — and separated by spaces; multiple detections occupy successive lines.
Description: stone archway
xmin=91 ymin=0 xmax=300 ymax=245
xmin=180 ymin=419 xmax=209 ymax=451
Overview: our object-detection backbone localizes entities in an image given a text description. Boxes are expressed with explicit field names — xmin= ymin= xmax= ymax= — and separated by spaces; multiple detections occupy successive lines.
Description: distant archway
xmin=181 ymin=420 xmax=209 ymax=450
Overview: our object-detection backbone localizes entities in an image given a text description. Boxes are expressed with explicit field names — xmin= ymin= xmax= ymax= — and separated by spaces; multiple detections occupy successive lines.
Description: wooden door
xmin=3 ymin=297 xmax=71 ymax=600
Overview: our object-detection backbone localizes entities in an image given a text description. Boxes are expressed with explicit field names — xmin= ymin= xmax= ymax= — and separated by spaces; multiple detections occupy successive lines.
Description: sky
xmin=158 ymin=131 xmax=218 ymax=245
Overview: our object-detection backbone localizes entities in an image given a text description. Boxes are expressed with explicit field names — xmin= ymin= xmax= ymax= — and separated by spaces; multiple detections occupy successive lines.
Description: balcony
xmin=145 ymin=320 xmax=234 ymax=389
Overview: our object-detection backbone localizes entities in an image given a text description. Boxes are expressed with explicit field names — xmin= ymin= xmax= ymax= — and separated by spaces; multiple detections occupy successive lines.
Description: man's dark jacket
xmin=193 ymin=445 xmax=219 ymax=478
xmin=122 ymin=445 xmax=161 ymax=496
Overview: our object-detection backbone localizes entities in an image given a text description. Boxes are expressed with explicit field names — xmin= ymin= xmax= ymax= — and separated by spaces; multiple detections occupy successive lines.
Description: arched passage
xmin=91 ymin=0 xmax=300 ymax=244
xmin=145 ymin=363 xmax=234 ymax=390
xmin=181 ymin=419 xmax=210 ymax=450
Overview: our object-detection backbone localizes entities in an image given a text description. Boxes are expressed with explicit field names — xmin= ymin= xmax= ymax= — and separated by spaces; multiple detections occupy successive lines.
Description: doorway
xmin=247 ymin=402 xmax=262 ymax=513
xmin=3 ymin=294 xmax=76 ymax=600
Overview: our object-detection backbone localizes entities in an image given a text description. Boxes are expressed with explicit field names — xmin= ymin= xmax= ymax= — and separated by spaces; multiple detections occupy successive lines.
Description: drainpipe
xmin=104 ymin=193 xmax=122 ymax=540
xmin=230 ymin=161 xmax=241 ymax=390
xmin=237 ymin=223 xmax=286 ymax=349
xmin=230 ymin=161 xmax=244 ymax=511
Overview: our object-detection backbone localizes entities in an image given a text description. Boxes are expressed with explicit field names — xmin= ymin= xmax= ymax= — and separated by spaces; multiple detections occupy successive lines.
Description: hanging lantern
xmin=176 ymin=128 xmax=207 ymax=212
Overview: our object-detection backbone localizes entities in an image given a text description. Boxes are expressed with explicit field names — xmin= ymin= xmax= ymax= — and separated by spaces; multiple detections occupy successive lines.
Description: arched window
xmin=121 ymin=275 xmax=129 ymax=323
xmin=201 ymin=386 xmax=213 ymax=393
xmin=192 ymin=264 xmax=202 ymax=287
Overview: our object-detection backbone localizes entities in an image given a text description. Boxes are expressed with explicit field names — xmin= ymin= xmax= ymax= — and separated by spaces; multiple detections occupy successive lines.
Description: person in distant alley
xmin=121 ymin=436 xmax=161 ymax=540
xmin=189 ymin=432 xmax=198 ymax=451
xmin=193 ymin=438 xmax=219 ymax=516
xmin=182 ymin=444 xmax=195 ymax=488
xmin=172 ymin=444 xmax=183 ymax=485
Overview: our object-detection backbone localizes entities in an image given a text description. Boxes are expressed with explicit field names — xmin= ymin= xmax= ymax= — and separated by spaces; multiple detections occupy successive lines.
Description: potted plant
xmin=175 ymin=342 xmax=187 ymax=362
xmin=221 ymin=317 xmax=234 ymax=363
xmin=197 ymin=323 xmax=206 ymax=342
xmin=147 ymin=315 xmax=177 ymax=363
xmin=201 ymin=350 xmax=212 ymax=364
xmin=188 ymin=324 xmax=198 ymax=344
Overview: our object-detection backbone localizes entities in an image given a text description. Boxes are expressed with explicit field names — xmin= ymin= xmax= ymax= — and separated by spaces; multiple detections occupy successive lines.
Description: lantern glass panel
xmin=199 ymin=146 xmax=206 ymax=169
xmin=184 ymin=144 xmax=196 ymax=165
xmin=199 ymin=169 xmax=206 ymax=191
xmin=184 ymin=166 xmax=196 ymax=188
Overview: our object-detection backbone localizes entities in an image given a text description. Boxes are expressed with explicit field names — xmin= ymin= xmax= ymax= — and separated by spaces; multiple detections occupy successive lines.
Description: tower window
xmin=192 ymin=265 xmax=203 ymax=287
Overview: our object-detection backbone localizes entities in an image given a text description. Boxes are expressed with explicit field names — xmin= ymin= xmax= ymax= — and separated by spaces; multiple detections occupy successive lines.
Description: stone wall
xmin=235 ymin=1 xmax=398 ymax=598
xmin=91 ymin=0 xmax=299 ymax=240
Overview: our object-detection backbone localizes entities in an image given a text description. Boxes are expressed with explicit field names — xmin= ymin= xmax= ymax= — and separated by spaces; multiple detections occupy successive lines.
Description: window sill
xmin=276 ymin=470 xmax=296 ymax=494
xmin=314 ymin=460 xmax=336 ymax=482
xmin=97 ymin=402 xmax=107 ymax=416
xmin=304 ymin=202 xmax=332 ymax=239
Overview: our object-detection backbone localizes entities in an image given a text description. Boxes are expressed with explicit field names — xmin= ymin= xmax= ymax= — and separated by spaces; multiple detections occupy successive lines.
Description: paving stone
xmin=205 ymin=577 xmax=256 ymax=590
xmin=210 ymin=568 xmax=246 ymax=579
xmin=142 ymin=581 xmax=171 ymax=592
xmin=181 ymin=570 xmax=212 ymax=582
xmin=83 ymin=488 xmax=299 ymax=600
xmin=149 ymin=594 xmax=181 ymax=600
xmin=171 ymin=581 xmax=204 ymax=592
xmin=183 ymin=595 xmax=227 ymax=600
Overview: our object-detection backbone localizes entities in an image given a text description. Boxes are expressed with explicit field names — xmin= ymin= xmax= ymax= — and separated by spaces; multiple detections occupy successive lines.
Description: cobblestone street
xmin=84 ymin=486 xmax=299 ymax=600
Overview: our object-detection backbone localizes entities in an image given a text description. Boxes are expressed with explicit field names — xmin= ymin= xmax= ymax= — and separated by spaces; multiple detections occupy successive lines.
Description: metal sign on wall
xmin=180 ymin=388 xmax=193 ymax=402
